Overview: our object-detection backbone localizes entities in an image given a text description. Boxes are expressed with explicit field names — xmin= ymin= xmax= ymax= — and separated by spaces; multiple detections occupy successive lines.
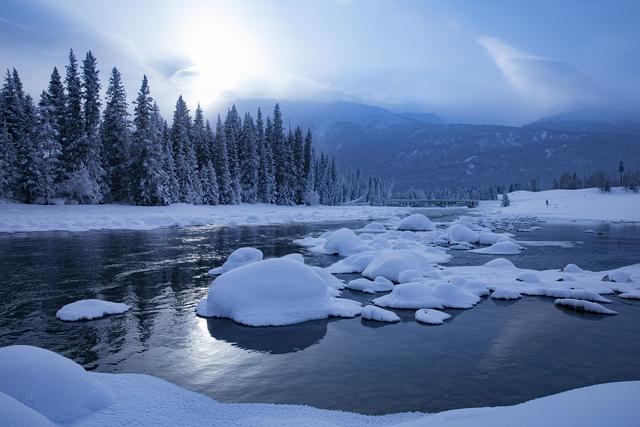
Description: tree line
xmin=0 ymin=49 xmax=391 ymax=206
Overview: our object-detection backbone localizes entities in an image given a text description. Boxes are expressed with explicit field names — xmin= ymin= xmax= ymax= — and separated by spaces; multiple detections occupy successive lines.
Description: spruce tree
xmin=171 ymin=96 xmax=200 ymax=203
xmin=224 ymin=105 xmax=242 ymax=203
xmin=261 ymin=115 xmax=277 ymax=203
xmin=61 ymin=49 xmax=82 ymax=174
xmin=101 ymin=67 xmax=130 ymax=202
xmin=239 ymin=112 xmax=258 ymax=203
xmin=0 ymin=69 xmax=22 ymax=199
xmin=214 ymin=115 xmax=232 ymax=204
xmin=292 ymin=126 xmax=304 ymax=204
xmin=31 ymin=91 xmax=62 ymax=203
xmin=46 ymin=67 xmax=66 ymax=187
xmin=202 ymin=121 xmax=220 ymax=204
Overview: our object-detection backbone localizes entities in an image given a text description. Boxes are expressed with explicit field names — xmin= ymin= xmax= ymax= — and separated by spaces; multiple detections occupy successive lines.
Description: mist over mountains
xmin=222 ymin=99 xmax=640 ymax=191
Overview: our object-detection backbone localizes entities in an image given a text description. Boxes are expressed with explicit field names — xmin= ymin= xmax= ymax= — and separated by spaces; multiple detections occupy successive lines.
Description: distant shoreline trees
xmin=0 ymin=50 xmax=391 ymax=206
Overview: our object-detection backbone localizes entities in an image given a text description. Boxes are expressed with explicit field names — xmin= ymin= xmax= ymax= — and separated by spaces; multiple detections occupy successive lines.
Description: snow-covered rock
xmin=325 ymin=251 xmax=380 ymax=274
xmin=396 ymin=214 xmax=435 ymax=231
xmin=477 ymin=232 xmax=504 ymax=245
xmin=484 ymin=258 xmax=517 ymax=269
xmin=491 ymin=288 xmax=522 ymax=300
xmin=347 ymin=276 xmax=394 ymax=293
xmin=0 ymin=345 xmax=113 ymax=423
xmin=373 ymin=282 xmax=480 ymax=310
xmin=524 ymin=288 xmax=612 ymax=303
xmin=362 ymin=250 xmax=435 ymax=282
xmin=447 ymin=224 xmax=478 ymax=243
xmin=208 ymin=247 xmax=263 ymax=275
xmin=603 ymin=271 xmax=632 ymax=283
xmin=357 ymin=222 xmax=387 ymax=233
xmin=397 ymin=269 xmax=423 ymax=283
xmin=283 ymin=253 xmax=305 ymax=263
xmin=472 ymin=241 xmax=523 ymax=255
xmin=196 ymin=258 xmax=362 ymax=326
xmin=562 ymin=263 xmax=584 ymax=273
xmin=321 ymin=228 xmax=369 ymax=256
xmin=516 ymin=272 xmax=542 ymax=283
xmin=554 ymin=298 xmax=618 ymax=315
xmin=619 ymin=290 xmax=640 ymax=299
xmin=311 ymin=266 xmax=346 ymax=290
xmin=361 ymin=305 xmax=400 ymax=323
xmin=415 ymin=308 xmax=451 ymax=325
xmin=56 ymin=299 xmax=131 ymax=321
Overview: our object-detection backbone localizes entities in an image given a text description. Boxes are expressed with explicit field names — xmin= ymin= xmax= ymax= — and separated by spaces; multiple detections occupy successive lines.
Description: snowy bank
xmin=0 ymin=203 xmax=409 ymax=233
xmin=485 ymin=187 xmax=640 ymax=222
xmin=1 ymin=345 xmax=639 ymax=426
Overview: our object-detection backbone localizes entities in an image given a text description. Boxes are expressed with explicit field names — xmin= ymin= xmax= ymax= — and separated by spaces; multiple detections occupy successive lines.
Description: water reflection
xmin=205 ymin=317 xmax=333 ymax=354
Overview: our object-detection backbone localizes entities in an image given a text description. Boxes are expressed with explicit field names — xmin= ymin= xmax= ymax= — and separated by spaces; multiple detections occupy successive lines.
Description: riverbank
xmin=0 ymin=203 xmax=409 ymax=233
xmin=482 ymin=187 xmax=640 ymax=223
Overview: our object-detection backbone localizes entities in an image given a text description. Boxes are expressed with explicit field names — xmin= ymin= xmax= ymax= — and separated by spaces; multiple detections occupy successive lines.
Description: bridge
xmin=386 ymin=198 xmax=478 ymax=208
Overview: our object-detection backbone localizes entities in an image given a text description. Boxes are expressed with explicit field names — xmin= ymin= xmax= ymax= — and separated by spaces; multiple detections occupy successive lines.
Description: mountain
xmin=221 ymin=99 xmax=640 ymax=191
xmin=524 ymin=106 xmax=640 ymax=134
xmin=399 ymin=112 xmax=445 ymax=125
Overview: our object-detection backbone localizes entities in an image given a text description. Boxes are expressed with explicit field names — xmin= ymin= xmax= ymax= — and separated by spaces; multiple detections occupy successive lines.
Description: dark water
xmin=0 ymin=219 xmax=639 ymax=415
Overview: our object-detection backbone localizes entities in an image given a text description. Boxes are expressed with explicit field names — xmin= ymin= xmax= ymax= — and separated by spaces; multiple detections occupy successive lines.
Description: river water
xmin=0 ymin=217 xmax=639 ymax=415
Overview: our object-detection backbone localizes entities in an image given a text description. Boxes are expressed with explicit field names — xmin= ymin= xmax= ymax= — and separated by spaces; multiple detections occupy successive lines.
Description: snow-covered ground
xmin=1 ymin=345 xmax=639 ymax=426
xmin=0 ymin=203 xmax=409 ymax=233
xmin=485 ymin=187 xmax=640 ymax=222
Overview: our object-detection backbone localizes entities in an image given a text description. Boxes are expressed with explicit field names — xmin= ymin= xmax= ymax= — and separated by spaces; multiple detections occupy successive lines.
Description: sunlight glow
xmin=180 ymin=13 xmax=262 ymax=107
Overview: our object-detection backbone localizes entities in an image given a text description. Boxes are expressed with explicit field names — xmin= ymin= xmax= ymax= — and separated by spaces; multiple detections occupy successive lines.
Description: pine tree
xmin=130 ymin=77 xmax=170 ymax=205
xmin=101 ymin=67 xmax=130 ymax=202
xmin=239 ymin=112 xmax=258 ymax=203
xmin=46 ymin=67 xmax=66 ymax=187
xmin=0 ymin=69 xmax=23 ymax=199
xmin=0 ymin=122 xmax=12 ymax=198
xmin=501 ymin=192 xmax=510 ymax=207
xmin=214 ymin=115 xmax=232 ymax=204
xmin=61 ymin=49 xmax=82 ymax=176
xmin=16 ymin=94 xmax=39 ymax=203
xmin=171 ymin=96 xmax=200 ymax=203
xmin=31 ymin=91 xmax=62 ymax=203
xmin=260 ymin=115 xmax=277 ymax=203
xmin=201 ymin=121 xmax=220 ymax=204
xmin=224 ymin=105 xmax=242 ymax=203
xmin=292 ymin=126 xmax=304 ymax=204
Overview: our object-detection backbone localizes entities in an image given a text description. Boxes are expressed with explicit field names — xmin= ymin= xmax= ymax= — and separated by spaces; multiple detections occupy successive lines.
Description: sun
xmin=181 ymin=14 xmax=261 ymax=107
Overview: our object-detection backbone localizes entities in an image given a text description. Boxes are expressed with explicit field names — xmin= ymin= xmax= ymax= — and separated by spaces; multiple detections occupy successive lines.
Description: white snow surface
xmin=196 ymin=258 xmax=362 ymax=326
xmin=347 ymin=276 xmax=394 ymax=293
xmin=415 ymin=309 xmax=452 ymax=325
xmin=373 ymin=282 xmax=480 ymax=310
xmin=491 ymin=288 xmax=522 ymax=300
xmin=56 ymin=300 xmax=131 ymax=322
xmin=619 ymin=290 xmax=640 ymax=299
xmin=485 ymin=187 xmax=640 ymax=222
xmin=208 ymin=247 xmax=264 ymax=275
xmin=0 ymin=203 xmax=409 ymax=233
xmin=361 ymin=305 xmax=401 ymax=322
xmin=396 ymin=214 xmax=435 ymax=231
xmin=471 ymin=240 xmax=523 ymax=255
xmin=554 ymin=298 xmax=618 ymax=315
xmin=1 ymin=345 xmax=640 ymax=426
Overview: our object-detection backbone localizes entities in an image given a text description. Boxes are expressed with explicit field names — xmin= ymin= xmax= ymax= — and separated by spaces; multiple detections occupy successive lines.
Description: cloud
xmin=478 ymin=36 xmax=603 ymax=111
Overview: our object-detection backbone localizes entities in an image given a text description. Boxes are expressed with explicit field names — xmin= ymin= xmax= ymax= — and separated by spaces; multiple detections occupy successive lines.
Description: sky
xmin=1 ymin=0 xmax=639 ymax=125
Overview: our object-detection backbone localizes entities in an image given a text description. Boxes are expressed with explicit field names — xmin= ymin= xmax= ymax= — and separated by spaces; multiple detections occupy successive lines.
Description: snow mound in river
xmin=208 ymin=247 xmax=263 ymax=275
xmin=396 ymin=214 xmax=435 ymax=231
xmin=196 ymin=258 xmax=361 ymax=326
xmin=373 ymin=282 xmax=480 ymax=310
xmin=56 ymin=299 xmax=131 ymax=321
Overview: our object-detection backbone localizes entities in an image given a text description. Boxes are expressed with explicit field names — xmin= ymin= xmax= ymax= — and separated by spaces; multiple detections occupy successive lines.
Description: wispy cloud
xmin=478 ymin=36 xmax=603 ymax=111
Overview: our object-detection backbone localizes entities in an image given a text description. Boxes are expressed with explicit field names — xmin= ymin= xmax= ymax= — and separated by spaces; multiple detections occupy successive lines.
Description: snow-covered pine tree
xmin=271 ymin=104 xmax=291 ymax=205
xmin=46 ymin=67 xmax=66 ymax=187
xmin=291 ymin=127 xmax=304 ymax=204
xmin=101 ymin=67 xmax=130 ymax=202
xmin=171 ymin=96 xmax=200 ymax=204
xmin=224 ymin=105 xmax=242 ymax=203
xmin=501 ymin=192 xmax=510 ymax=207
xmin=201 ymin=121 xmax=219 ymax=204
xmin=0 ymin=69 xmax=23 ymax=199
xmin=302 ymin=130 xmax=319 ymax=205
xmin=131 ymin=77 xmax=170 ymax=206
xmin=261 ymin=115 xmax=277 ymax=203
xmin=214 ymin=115 xmax=233 ymax=204
xmin=160 ymin=116 xmax=179 ymax=202
xmin=239 ymin=112 xmax=258 ymax=203
xmin=16 ymin=94 xmax=39 ymax=203
xmin=61 ymin=49 xmax=83 ymax=185
xmin=31 ymin=91 xmax=62 ymax=204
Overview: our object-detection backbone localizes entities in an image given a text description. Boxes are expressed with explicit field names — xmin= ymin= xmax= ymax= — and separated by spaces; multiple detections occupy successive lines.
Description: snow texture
xmin=361 ymin=305 xmax=400 ymax=323
xmin=491 ymin=288 xmax=522 ymax=300
xmin=415 ymin=308 xmax=452 ymax=325
xmin=0 ymin=203 xmax=409 ymax=233
xmin=396 ymin=214 xmax=435 ymax=231
xmin=208 ymin=247 xmax=264 ymax=275
xmin=56 ymin=299 xmax=131 ymax=321
xmin=471 ymin=240 xmax=523 ymax=255
xmin=196 ymin=258 xmax=361 ymax=326
xmin=554 ymin=298 xmax=618 ymax=315
xmin=1 ymin=345 xmax=640 ymax=426
xmin=347 ymin=276 xmax=394 ymax=293
xmin=373 ymin=282 xmax=480 ymax=310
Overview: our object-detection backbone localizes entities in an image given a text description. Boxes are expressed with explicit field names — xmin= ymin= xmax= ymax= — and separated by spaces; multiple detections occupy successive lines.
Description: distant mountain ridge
xmin=218 ymin=99 xmax=640 ymax=191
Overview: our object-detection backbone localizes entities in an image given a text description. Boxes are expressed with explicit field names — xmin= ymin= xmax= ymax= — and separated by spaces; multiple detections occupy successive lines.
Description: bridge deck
xmin=387 ymin=199 xmax=478 ymax=208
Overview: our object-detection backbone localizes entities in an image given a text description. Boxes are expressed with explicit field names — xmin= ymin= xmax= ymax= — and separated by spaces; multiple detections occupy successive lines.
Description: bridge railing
xmin=386 ymin=199 xmax=478 ymax=208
